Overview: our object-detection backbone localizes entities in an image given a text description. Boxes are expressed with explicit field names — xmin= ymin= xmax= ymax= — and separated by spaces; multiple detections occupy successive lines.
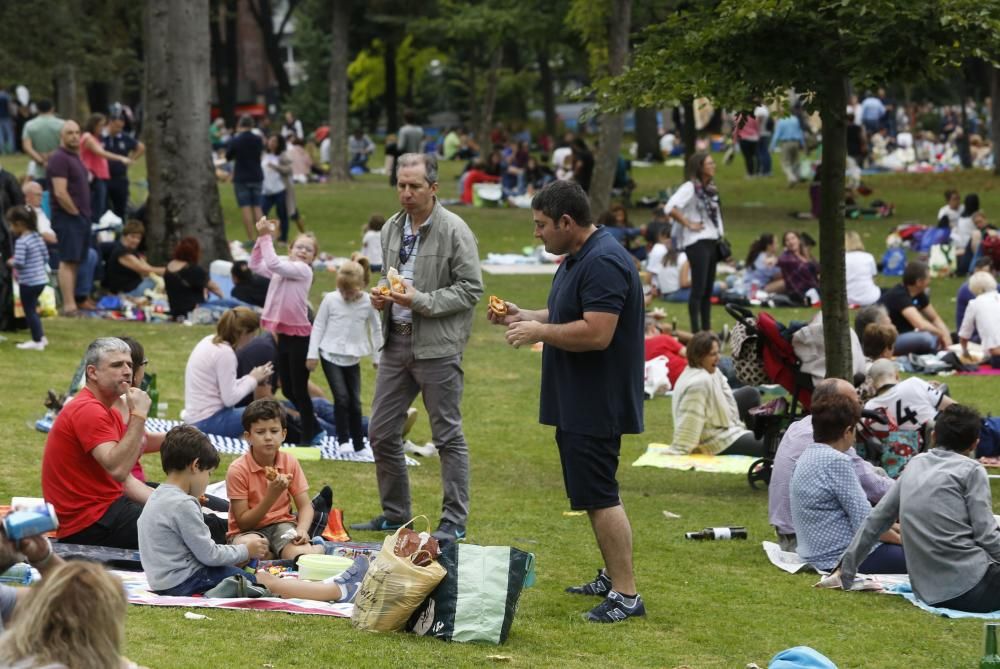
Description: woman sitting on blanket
xmin=838 ymin=404 xmax=1000 ymax=611
xmin=668 ymin=331 xmax=764 ymax=456
xmin=789 ymin=393 xmax=906 ymax=574
xmin=183 ymin=307 xmax=274 ymax=438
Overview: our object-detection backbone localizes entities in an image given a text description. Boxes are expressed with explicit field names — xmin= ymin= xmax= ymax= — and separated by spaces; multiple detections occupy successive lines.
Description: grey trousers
xmin=368 ymin=333 xmax=470 ymax=526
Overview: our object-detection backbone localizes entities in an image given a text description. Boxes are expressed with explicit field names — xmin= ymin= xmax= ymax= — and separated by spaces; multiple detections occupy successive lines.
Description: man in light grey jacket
xmin=352 ymin=153 xmax=483 ymax=544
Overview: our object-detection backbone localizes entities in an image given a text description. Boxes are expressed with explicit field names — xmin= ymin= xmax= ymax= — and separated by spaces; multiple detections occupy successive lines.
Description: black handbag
xmin=716 ymin=237 xmax=733 ymax=262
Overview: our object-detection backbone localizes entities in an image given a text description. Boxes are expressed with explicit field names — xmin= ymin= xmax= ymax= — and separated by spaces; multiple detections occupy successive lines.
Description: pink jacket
xmin=249 ymin=234 xmax=313 ymax=336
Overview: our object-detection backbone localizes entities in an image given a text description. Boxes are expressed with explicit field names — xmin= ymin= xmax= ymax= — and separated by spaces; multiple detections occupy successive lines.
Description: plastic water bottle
xmin=685 ymin=526 xmax=748 ymax=540
xmin=0 ymin=564 xmax=33 ymax=585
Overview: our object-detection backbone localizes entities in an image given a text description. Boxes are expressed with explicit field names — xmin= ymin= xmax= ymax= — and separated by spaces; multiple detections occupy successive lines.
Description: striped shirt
xmin=14 ymin=231 xmax=49 ymax=286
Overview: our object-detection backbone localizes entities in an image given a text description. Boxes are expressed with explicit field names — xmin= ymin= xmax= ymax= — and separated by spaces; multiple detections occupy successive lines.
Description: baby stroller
xmin=726 ymin=304 xmax=816 ymax=488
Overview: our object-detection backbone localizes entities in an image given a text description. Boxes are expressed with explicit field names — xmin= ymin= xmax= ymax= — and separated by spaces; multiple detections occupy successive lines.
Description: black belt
xmin=390 ymin=322 xmax=413 ymax=335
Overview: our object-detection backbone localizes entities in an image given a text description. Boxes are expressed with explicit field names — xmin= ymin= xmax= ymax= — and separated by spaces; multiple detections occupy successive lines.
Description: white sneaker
xmin=403 ymin=440 xmax=438 ymax=457
xmin=40 ymin=336 xmax=49 ymax=346
xmin=401 ymin=407 xmax=419 ymax=438
xmin=16 ymin=340 xmax=45 ymax=350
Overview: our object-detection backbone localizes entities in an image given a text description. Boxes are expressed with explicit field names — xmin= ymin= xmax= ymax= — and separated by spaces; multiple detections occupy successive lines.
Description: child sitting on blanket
xmin=137 ymin=426 xmax=268 ymax=595
xmin=226 ymin=399 xmax=325 ymax=560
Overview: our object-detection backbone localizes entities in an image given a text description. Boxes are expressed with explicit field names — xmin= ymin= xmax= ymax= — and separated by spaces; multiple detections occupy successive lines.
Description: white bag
xmin=644 ymin=356 xmax=672 ymax=398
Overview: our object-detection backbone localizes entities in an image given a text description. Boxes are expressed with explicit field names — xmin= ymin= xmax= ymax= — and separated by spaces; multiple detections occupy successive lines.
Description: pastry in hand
xmin=488 ymin=295 xmax=508 ymax=317
xmin=379 ymin=285 xmax=392 ymax=296
xmin=387 ymin=267 xmax=405 ymax=293
xmin=264 ymin=466 xmax=279 ymax=481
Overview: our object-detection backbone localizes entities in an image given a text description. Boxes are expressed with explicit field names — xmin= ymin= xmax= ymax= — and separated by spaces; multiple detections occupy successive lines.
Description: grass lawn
xmin=1 ymin=150 xmax=999 ymax=668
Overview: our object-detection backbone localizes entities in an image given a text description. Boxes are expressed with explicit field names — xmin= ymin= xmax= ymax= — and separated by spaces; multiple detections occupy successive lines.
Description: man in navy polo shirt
xmin=226 ymin=115 xmax=264 ymax=241
xmin=489 ymin=180 xmax=645 ymax=623
xmin=103 ymin=113 xmax=144 ymax=219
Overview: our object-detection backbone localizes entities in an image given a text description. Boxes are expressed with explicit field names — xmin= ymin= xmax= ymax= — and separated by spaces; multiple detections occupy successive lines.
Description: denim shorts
xmin=155 ymin=565 xmax=251 ymax=596
xmin=233 ymin=181 xmax=263 ymax=208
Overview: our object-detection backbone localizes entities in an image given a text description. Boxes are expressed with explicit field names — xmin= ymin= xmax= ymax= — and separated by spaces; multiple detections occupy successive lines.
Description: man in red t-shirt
xmin=41 ymin=337 xmax=154 ymax=548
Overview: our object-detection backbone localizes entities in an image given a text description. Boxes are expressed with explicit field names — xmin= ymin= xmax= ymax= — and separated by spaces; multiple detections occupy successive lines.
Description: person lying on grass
xmin=137 ymin=426 xmax=268 ymax=596
xmin=226 ymin=399 xmax=325 ymax=561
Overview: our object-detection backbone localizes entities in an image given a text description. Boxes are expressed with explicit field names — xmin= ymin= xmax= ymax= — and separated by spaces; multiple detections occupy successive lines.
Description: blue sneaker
xmin=432 ymin=520 xmax=466 ymax=546
xmin=584 ymin=591 xmax=646 ymax=623
xmin=566 ymin=569 xmax=612 ymax=597
xmin=333 ymin=555 xmax=371 ymax=603
xmin=349 ymin=515 xmax=408 ymax=532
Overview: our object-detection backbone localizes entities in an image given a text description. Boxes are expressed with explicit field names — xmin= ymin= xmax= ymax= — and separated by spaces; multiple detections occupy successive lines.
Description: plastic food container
xmin=297 ymin=554 xmax=353 ymax=581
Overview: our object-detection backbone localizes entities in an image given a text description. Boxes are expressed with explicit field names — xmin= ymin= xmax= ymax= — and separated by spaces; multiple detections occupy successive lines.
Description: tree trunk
xmin=248 ymin=0 xmax=293 ymax=101
xmin=55 ymin=64 xmax=77 ymax=121
xmin=588 ymin=0 xmax=632 ymax=216
xmin=958 ymin=79 xmax=972 ymax=169
xmin=537 ymin=46 xmax=557 ymax=139
xmin=384 ymin=41 xmax=398 ymax=132
xmin=818 ymin=76 xmax=850 ymax=381
xmin=326 ymin=0 xmax=349 ymax=181
xmin=476 ymin=47 xmax=504 ymax=149
xmin=993 ymin=67 xmax=1000 ymax=176
xmin=144 ymin=0 xmax=229 ymax=265
xmin=210 ymin=0 xmax=238 ymax=126
xmin=682 ymin=97 xmax=696 ymax=164
xmin=634 ymin=107 xmax=659 ymax=161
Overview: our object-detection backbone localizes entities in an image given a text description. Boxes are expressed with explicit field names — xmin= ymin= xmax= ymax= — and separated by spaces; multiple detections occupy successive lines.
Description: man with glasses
xmin=352 ymin=153 xmax=483 ymax=545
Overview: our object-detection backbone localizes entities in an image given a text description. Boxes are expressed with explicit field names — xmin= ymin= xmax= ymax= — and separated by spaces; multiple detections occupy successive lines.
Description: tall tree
xmin=571 ymin=0 xmax=632 ymax=216
xmin=210 ymin=0 xmax=239 ymax=126
xmin=327 ymin=0 xmax=350 ymax=181
xmin=596 ymin=0 xmax=1000 ymax=379
xmin=246 ymin=0 xmax=300 ymax=102
xmin=144 ymin=0 xmax=228 ymax=264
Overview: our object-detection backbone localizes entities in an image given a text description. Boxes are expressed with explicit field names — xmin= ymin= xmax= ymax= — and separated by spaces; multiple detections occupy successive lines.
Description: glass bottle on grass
xmin=685 ymin=526 xmax=748 ymax=540
xmin=982 ymin=623 xmax=1000 ymax=669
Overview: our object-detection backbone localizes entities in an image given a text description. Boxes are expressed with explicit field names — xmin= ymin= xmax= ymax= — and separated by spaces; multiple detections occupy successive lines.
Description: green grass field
xmin=1 ymin=150 xmax=999 ymax=668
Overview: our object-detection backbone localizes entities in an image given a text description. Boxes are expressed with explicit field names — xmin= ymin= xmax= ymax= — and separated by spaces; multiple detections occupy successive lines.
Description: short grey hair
xmin=854 ymin=304 xmax=888 ymax=341
xmin=396 ymin=153 xmax=438 ymax=185
xmin=84 ymin=337 xmax=131 ymax=369
xmin=868 ymin=358 xmax=899 ymax=387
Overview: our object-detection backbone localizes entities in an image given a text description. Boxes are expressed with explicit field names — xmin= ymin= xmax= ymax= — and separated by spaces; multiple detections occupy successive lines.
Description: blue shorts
xmin=51 ymin=210 xmax=91 ymax=264
xmin=155 ymin=565 xmax=251 ymax=596
xmin=555 ymin=429 xmax=621 ymax=510
xmin=234 ymin=181 xmax=263 ymax=208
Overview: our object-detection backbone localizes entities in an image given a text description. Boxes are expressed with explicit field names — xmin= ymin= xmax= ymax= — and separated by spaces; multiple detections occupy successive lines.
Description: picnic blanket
xmin=883 ymin=582 xmax=1000 ymax=619
xmin=958 ymin=364 xmax=1000 ymax=376
xmin=632 ymin=444 xmax=758 ymax=473
xmin=140 ymin=418 xmax=419 ymax=466
xmin=113 ymin=570 xmax=352 ymax=618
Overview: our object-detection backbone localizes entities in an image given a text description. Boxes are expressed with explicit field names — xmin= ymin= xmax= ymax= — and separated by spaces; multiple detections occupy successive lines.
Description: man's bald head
xmin=60 ymin=120 xmax=80 ymax=151
xmin=22 ymin=180 xmax=42 ymax=207
xmin=812 ymin=378 xmax=858 ymax=404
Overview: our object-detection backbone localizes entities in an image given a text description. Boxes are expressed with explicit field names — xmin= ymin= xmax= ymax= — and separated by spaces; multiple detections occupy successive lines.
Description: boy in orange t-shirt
xmin=226 ymin=399 xmax=325 ymax=560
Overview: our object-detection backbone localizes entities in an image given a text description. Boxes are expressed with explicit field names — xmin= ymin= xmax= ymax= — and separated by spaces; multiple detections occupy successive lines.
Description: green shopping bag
xmin=407 ymin=543 xmax=535 ymax=644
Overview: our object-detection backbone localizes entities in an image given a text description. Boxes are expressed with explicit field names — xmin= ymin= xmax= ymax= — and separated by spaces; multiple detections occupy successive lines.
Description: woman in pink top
xmin=250 ymin=217 xmax=323 ymax=444
xmin=81 ymin=113 xmax=131 ymax=222
xmin=732 ymin=112 xmax=761 ymax=177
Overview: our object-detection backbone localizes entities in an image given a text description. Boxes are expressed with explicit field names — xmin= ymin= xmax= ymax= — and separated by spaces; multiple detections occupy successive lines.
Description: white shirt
xmin=952 ymin=216 xmax=976 ymax=250
xmin=844 ymin=251 xmax=880 ymax=306
xmin=552 ymin=147 xmax=572 ymax=173
xmin=307 ymin=290 xmax=383 ymax=367
xmin=319 ymin=137 xmax=331 ymax=164
xmin=658 ymin=133 xmax=676 ymax=155
xmin=645 ymin=242 xmax=667 ymax=271
xmin=864 ymin=377 xmax=945 ymax=432
xmin=959 ymin=291 xmax=1000 ymax=352
xmin=754 ymin=105 xmax=771 ymax=136
xmin=653 ymin=252 xmax=688 ymax=295
xmin=32 ymin=206 xmax=53 ymax=238
xmin=390 ymin=216 xmax=418 ymax=324
xmin=261 ymin=154 xmax=285 ymax=195
xmin=937 ymin=204 xmax=960 ymax=228
xmin=664 ymin=180 xmax=722 ymax=249
xmin=361 ymin=230 xmax=382 ymax=267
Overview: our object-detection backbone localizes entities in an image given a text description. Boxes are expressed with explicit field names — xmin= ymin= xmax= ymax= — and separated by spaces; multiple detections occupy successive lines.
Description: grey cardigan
xmin=378 ymin=200 xmax=483 ymax=359
xmin=840 ymin=448 xmax=1000 ymax=604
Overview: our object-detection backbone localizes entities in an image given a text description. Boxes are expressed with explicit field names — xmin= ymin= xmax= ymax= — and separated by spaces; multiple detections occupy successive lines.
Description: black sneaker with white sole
xmin=349 ymin=515 xmax=408 ymax=532
xmin=431 ymin=520 xmax=466 ymax=546
xmin=584 ymin=590 xmax=646 ymax=623
xmin=565 ymin=568 xmax=612 ymax=596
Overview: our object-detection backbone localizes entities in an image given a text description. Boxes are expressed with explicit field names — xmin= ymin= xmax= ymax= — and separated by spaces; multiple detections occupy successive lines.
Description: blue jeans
xmin=125 ymin=276 xmax=157 ymax=298
xmin=261 ymin=190 xmax=289 ymax=242
xmin=893 ymin=331 xmax=939 ymax=356
xmin=90 ymin=179 xmax=108 ymax=223
xmin=857 ymin=543 xmax=906 ymax=574
xmin=155 ymin=565 xmax=252 ymax=596
xmin=756 ymin=138 xmax=772 ymax=175
xmin=0 ymin=118 xmax=13 ymax=154
xmin=193 ymin=406 xmax=247 ymax=438
xmin=661 ymin=288 xmax=691 ymax=303
xmin=19 ymin=283 xmax=46 ymax=341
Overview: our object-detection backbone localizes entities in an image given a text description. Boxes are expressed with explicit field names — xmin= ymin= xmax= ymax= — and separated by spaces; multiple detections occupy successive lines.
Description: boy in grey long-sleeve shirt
xmin=841 ymin=405 xmax=1000 ymax=611
xmin=137 ymin=427 xmax=267 ymax=595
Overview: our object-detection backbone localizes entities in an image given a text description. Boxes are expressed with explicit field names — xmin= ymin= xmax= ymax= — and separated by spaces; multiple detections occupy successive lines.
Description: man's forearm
xmin=519 ymin=308 xmax=549 ymax=324
xmin=53 ymin=192 xmax=78 ymax=215
xmin=108 ymin=420 xmax=148 ymax=478
xmin=538 ymin=319 xmax=606 ymax=353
